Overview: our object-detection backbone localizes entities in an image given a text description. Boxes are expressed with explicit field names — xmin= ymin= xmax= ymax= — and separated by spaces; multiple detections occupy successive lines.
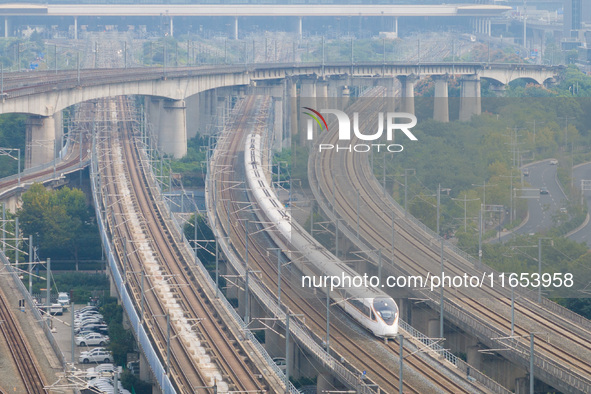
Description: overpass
xmin=0 ymin=3 xmax=511 ymax=38
xmin=0 ymin=62 xmax=562 ymax=166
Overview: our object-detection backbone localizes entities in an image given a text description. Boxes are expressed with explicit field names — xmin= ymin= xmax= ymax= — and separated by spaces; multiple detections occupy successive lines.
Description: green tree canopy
xmin=18 ymin=184 xmax=101 ymax=264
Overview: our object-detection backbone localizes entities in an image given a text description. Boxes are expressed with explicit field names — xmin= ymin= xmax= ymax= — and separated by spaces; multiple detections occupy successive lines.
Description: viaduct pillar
xmin=234 ymin=16 xmax=239 ymax=40
xmin=273 ymin=96 xmax=284 ymax=151
xmin=300 ymin=78 xmax=317 ymax=142
xmin=185 ymin=94 xmax=199 ymax=139
xmin=147 ymin=97 xmax=162 ymax=144
xmin=316 ymin=80 xmax=328 ymax=111
xmin=289 ymin=79 xmax=298 ymax=142
xmin=4 ymin=17 xmax=9 ymax=38
xmin=25 ymin=115 xmax=56 ymax=169
xmin=459 ymin=75 xmax=482 ymax=122
xmin=159 ymin=99 xmax=187 ymax=158
xmin=433 ymin=75 xmax=450 ymax=123
xmin=397 ymin=74 xmax=417 ymax=115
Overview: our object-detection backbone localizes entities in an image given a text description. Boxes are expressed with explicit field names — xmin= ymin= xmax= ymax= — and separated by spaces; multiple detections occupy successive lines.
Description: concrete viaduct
xmin=0 ymin=62 xmax=561 ymax=167
xmin=1 ymin=3 xmax=511 ymax=39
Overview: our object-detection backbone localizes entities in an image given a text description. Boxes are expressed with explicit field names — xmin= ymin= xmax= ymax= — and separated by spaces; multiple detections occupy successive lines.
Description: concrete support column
xmin=459 ymin=75 xmax=482 ymax=122
xmin=467 ymin=344 xmax=483 ymax=371
xmin=4 ymin=17 xmax=9 ymax=38
xmin=433 ymin=75 xmax=449 ymax=123
xmin=297 ymin=16 xmax=303 ymax=40
xmin=54 ymin=111 xmax=63 ymax=158
xmin=488 ymin=18 xmax=492 ymax=36
xmin=147 ymin=97 xmax=162 ymax=144
xmin=159 ymin=99 xmax=187 ymax=158
xmin=326 ymin=77 xmax=344 ymax=99
xmin=397 ymin=74 xmax=417 ymax=115
xmin=394 ymin=16 xmax=399 ymax=38
xmin=25 ymin=115 xmax=56 ymax=169
xmin=316 ymin=372 xmax=335 ymax=393
xmin=289 ymin=79 xmax=298 ymax=142
xmin=428 ymin=318 xmax=439 ymax=339
xmin=234 ymin=16 xmax=239 ymax=40
xmin=341 ymin=85 xmax=350 ymax=110
xmin=273 ymin=97 xmax=283 ymax=151
xmin=139 ymin=351 xmax=153 ymax=385
xmin=73 ymin=16 xmax=78 ymax=40
xmin=316 ymin=81 xmax=328 ymax=110
xmin=169 ymin=16 xmax=174 ymax=37
xmin=385 ymin=77 xmax=397 ymax=113
xmin=300 ymin=78 xmax=317 ymax=143
xmin=216 ymin=94 xmax=227 ymax=130
xmin=185 ymin=94 xmax=200 ymax=139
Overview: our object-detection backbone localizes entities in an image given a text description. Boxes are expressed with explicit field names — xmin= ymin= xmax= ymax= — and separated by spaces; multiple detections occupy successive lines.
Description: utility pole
xmin=28 ymin=235 xmax=33 ymax=295
xmin=439 ymin=239 xmax=444 ymax=339
xmin=399 ymin=334 xmax=404 ymax=394
xmin=451 ymin=194 xmax=479 ymax=232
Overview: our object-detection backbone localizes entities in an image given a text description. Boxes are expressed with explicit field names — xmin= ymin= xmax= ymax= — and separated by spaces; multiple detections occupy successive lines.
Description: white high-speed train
xmin=244 ymin=107 xmax=398 ymax=337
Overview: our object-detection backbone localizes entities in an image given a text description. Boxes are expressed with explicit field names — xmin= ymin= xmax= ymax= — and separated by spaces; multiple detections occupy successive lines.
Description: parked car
xmin=80 ymin=347 xmax=109 ymax=357
xmin=272 ymin=357 xmax=287 ymax=371
xmin=38 ymin=304 xmax=63 ymax=316
xmin=75 ymin=310 xmax=102 ymax=318
xmin=57 ymin=292 xmax=70 ymax=307
xmin=79 ymin=350 xmax=113 ymax=364
xmin=77 ymin=306 xmax=98 ymax=313
xmin=75 ymin=319 xmax=104 ymax=329
xmin=75 ymin=332 xmax=110 ymax=347
xmin=76 ymin=323 xmax=109 ymax=334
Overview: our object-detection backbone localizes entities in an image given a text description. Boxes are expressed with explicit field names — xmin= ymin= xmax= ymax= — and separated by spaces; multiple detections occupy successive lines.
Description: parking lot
xmin=50 ymin=304 xmax=110 ymax=371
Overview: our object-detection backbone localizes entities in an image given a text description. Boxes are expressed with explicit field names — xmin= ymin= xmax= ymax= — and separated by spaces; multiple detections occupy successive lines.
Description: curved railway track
xmin=212 ymin=94 xmax=486 ymax=393
xmin=309 ymin=89 xmax=591 ymax=392
xmin=0 ymin=286 xmax=46 ymax=393
xmin=98 ymin=95 xmax=271 ymax=393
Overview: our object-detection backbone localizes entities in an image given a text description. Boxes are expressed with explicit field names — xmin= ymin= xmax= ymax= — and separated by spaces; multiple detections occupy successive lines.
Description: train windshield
xmin=373 ymin=298 xmax=398 ymax=325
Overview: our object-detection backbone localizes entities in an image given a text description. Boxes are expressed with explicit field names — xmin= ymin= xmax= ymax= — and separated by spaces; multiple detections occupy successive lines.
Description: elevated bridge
xmin=0 ymin=62 xmax=562 ymax=165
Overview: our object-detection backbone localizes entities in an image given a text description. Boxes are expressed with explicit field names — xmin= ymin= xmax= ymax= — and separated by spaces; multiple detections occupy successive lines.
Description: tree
xmin=18 ymin=184 xmax=101 ymax=266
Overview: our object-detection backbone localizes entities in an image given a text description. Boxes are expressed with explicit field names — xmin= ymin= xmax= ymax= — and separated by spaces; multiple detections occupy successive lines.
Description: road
xmin=568 ymin=162 xmax=591 ymax=246
xmin=519 ymin=159 xmax=567 ymax=234
xmin=496 ymin=159 xmax=565 ymax=243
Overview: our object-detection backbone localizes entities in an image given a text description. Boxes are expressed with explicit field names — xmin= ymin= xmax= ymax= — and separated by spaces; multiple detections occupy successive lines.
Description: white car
xmin=79 ymin=350 xmax=113 ymax=364
xmin=550 ymin=159 xmax=558 ymax=165
xmin=75 ymin=333 xmax=110 ymax=347
xmin=57 ymin=292 xmax=70 ymax=307
xmin=80 ymin=347 xmax=108 ymax=357
xmin=273 ymin=357 xmax=287 ymax=371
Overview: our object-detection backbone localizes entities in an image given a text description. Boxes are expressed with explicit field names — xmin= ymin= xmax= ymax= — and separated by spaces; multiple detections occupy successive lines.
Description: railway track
xmin=309 ymin=89 xmax=591 ymax=393
xmin=0 ymin=103 xmax=92 ymax=201
xmin=212 ymin=94 xmax=488 ymax=393
xmin=97 ymin=95 xmax=275 ymax=393
xmin=0 ymin=284 xmax=46 ymax=393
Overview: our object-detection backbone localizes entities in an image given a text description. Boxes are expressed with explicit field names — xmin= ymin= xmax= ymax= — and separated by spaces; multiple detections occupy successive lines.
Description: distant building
xmin=564 ymin=0 xmax=582 ymax=36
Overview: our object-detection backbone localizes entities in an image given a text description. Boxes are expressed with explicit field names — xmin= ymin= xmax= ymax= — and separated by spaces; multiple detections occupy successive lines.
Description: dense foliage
xmin=18 ymin=184 xmax=102 ymax=264
xmin=0 ymin=114 xmax=26 ymax=178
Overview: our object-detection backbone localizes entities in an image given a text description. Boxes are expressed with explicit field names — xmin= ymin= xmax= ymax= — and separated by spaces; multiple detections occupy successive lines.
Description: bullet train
xmin=244 ymin=104 xmax=398 ymax=337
